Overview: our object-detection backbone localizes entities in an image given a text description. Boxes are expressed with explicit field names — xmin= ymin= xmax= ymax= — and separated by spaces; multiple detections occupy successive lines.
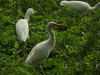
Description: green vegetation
xmin=0 ymin=0 xmax=100 ymax=74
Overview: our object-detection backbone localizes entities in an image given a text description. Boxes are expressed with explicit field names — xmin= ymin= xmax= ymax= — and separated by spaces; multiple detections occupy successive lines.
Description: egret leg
xmin=40 ymin=65 xmax=45 ymax=75
xmin=35 ymin=64 xmax=45 ymax=74
xmin=80 ymin=14 xmax=83 ymax=17
xmin=73 ymin=12 xmax=77 ymax=20
xmin=16 ymin=49 xmax=22 ymax=55
xmin=80 ymin=14 xmax=83 ymax=21
xmin=15 ymin=40 xmax=22 ymax=55
xmin=27 ymin=37 xmax=31 ymax=47
xmin=16 ymin=42 xmax=24 ymax=57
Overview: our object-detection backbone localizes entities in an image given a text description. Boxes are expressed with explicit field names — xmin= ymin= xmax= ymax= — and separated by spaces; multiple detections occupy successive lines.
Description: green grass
xmin=0 ymin=0 xmax=100 ymax=74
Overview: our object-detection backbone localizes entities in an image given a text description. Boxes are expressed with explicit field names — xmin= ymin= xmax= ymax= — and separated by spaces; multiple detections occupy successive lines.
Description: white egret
xmin=60 ymin=1 xmax=100 ymax=17
xmin=16 ymin=8 xmax=36 ymax=43
xmin=25 ymin=22 xmax=64 ymax=65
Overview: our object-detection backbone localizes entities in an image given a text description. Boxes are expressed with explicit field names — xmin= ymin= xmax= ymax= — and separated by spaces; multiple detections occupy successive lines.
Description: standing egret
xmin=16 ymin=8 xmax=36 ymax=43
xmin=60 ymin=1 xmax=100 ymax=17
xmin=25 ymin=22 xmax=64 ymax=65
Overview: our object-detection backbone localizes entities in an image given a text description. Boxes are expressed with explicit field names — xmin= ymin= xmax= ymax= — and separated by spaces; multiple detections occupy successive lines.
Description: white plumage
xmin=60 ymin=1 xmax=100 ymax=17
xmin=25 ymin=22 xmax=64 ymax=65
xmin=16 ymin=8 xmax=36 ymax=43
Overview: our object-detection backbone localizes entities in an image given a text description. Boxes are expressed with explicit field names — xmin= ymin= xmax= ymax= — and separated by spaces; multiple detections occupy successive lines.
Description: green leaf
xmin=14 ymin=41 xmax=19 ymax=48
xmin=17 ymin=67 xmax=30 ymax=75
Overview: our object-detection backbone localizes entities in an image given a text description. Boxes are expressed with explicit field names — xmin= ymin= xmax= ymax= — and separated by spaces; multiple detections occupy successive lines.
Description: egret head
xmin=47 ymin=22 xmax=64 ymax=29
xmin=27 ymin=8 xmax=36 ymax=15
xmin=60 ymin=1 xmax=67 ymax=6
xmin=47 ymin=22 xmax=57 ymax=28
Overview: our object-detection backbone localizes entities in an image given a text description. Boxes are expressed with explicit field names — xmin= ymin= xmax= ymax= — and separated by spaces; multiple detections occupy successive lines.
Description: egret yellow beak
xmin=34 ymin=11 xmax=36 ymax=13
xmin=56 ymin=24 xmax=64 ymax=26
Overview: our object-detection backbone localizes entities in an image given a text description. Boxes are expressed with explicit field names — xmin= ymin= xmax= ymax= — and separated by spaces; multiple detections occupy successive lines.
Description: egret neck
xmin=94 ymin=2 xmax=100 ymax=10
xmin=47 ymin=25 xmax=55 ymax=45
xmin=25 ymin=11 xmax=30 ymax=21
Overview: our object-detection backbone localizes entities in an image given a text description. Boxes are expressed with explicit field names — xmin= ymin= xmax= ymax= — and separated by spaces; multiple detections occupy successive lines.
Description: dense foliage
xmin=0 ymin=0 xmax=100 ymax=74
